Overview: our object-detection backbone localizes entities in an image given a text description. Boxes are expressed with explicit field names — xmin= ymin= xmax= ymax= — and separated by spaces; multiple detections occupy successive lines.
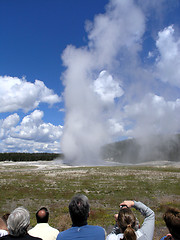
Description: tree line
xmin=0 ymin=152 xmax=64 ymax=162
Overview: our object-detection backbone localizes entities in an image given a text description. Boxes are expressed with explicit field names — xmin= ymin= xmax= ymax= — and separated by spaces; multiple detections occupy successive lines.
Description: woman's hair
xmin=117 ymin=208 xmax=137 ymax=240
xmin=163 ymin=207 xmax=180 ymax=240
xmin=7 ymin=207 xmax=30 ymax=237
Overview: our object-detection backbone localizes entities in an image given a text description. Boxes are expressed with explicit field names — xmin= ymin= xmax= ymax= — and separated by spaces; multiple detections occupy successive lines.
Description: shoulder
xmin=0 ymin=230 xmax=8 ymax=237
xmin=48 ymin=225 xmax=59 ymax=233
xmin=28 ymin=224 xmax=38 ymax=233
xmin=106 ymin=233 xmax=123 ymax=240
xmin=87 ymin=225 xmax=104 ymax=230
xmin=0 ymin=235 xmax=42 ymax=240
xmin=26 ymin=234 xmax=42 ymax=240
xmin=57 ymin=228 xmax=72 ymax=240
xmin=85 ymin=225 xmax=105 ymax=234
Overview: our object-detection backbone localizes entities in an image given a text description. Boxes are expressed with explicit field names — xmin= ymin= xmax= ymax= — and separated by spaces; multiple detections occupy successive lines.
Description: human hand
xmin=114 ymin=213 xmax=118 ymax=221
xmin=120 ymin=200 xmax=134 ymax=208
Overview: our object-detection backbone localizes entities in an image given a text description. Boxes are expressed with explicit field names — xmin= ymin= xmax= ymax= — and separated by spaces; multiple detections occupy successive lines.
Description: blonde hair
xmin=118 ymin=208 xmax=137 ymax=240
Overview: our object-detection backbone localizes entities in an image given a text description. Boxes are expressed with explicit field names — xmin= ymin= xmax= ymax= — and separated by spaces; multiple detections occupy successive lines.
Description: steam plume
xmin=61 ymin=0 xmax=180 ymax=165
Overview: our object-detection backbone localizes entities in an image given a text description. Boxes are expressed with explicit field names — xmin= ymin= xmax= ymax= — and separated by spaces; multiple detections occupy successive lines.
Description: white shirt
xmin=0 ymin=229 xmax=8 ymax=237
xmin=28 ymin=223 xmax=59 ymax=240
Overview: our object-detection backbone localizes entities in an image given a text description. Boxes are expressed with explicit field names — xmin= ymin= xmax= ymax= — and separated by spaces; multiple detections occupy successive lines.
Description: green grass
xmin=0 ymin=164 xmax=180 ymax=239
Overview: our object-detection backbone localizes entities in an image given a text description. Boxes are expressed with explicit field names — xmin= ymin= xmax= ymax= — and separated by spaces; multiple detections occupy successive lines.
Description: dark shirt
xmin=0 ymin=233 xmax=42 ymax=240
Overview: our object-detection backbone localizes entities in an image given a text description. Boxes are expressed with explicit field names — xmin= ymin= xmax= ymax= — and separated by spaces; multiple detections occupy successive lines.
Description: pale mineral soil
xmin=1 ymin=159 xmax=180 ymax=169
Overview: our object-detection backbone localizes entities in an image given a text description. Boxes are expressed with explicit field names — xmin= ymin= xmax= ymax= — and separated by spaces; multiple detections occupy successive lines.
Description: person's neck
xmin=72 ymin=220 xmax=87 ymax=227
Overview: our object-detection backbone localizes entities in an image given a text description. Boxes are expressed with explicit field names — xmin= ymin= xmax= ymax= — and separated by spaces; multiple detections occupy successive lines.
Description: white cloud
xmin=93 ymin=70 xmax=124 ymax=103
xmin=124 ymin=93 xmax=180 ymax=138
xmin=0 ymin=76 xmax=61 ymax=113
xmin=0 ymin=110 xmax=63 ymax=153
xmin=0 ymin=137 xmax=61 ymax=153
xmin=155 ymin=25 xmax=180 ymax=88
xmin=2 ymin=113 xmax=20 ymax=129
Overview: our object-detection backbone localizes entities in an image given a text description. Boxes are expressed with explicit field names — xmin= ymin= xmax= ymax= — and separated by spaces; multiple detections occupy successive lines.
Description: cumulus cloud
xmin=0 ymin=110 xmax=63 ymax=153
xmin=1 ymin=113 xmax=20 ymax=129
xmin=0 ymin=76 xmax=61 ymax=113
xmin=93 ymin=70 xmax=124 ymax=103
xmin=155 ymin=25 xmax=180 ymax=88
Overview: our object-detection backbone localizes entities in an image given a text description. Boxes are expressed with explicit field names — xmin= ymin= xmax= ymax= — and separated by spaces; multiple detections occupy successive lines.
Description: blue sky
xmin=0 ymin=0 xmax=180 ymax=161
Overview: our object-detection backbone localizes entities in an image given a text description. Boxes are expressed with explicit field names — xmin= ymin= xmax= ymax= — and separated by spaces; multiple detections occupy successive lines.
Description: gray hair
xmin=7 ymin=207 xmax=30 ymax=236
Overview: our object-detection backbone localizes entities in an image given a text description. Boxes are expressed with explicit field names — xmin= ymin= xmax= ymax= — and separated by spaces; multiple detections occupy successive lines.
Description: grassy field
xmin=0 ymin=162 xmax=180 ymax=239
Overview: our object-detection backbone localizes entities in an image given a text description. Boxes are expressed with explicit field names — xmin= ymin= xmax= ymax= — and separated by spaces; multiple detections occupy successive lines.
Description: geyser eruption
xmin=60 ymin=0 xmax=144 ymax=165
xmin=61 ymin=67 xmax=123 ymax=165
xmin=60 ymin=65 xmax=109 ymax=165
xmin=61 ymin=0 xmax=180 ymax=165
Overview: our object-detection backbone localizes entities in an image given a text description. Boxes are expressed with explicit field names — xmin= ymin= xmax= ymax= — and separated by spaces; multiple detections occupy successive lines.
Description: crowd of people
xmin=0 ymin=194 xmax=179 ymax=240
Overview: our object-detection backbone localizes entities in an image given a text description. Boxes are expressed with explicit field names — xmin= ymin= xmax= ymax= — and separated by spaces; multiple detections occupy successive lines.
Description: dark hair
xmin=36 ymin=207 xmax=49 ymax=223
xmin=163 ymin=207 xmax=180 ymax=240
xmin=69 ymin=194 xmax=90 ymax=226
xmin=2 ymin=213 xmax=10 ymax=223
xmin=117 ymin=208 xmax=137 ymax=240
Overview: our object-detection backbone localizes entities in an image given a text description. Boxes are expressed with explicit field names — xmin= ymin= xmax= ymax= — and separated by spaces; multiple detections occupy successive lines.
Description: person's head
xmin=2 ymin=213 xmax=10 ymax=224
xmin=7 ymin=207 xmax=30 ymax=237
xmin=69 ymin=194 xmax=90 ymax=226
xmin=0 ymin=217 xmax=7 ymax=231
xmin=36 ymin=207 xmax=49 ymax=223
xmin=163 ymin=207 xmax=180 ymax=240
xmin=117 ymin=208 xmax=137 ymax=240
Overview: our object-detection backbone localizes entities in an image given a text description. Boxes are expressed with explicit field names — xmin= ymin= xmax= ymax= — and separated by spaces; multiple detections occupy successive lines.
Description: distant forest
xmin=0 ymin=152 xmax=63 ymax=162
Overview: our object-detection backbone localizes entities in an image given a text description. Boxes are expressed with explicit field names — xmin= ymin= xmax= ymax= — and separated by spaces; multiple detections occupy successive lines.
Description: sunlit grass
xmin=0 ymin=164 xmax=179 ymax=239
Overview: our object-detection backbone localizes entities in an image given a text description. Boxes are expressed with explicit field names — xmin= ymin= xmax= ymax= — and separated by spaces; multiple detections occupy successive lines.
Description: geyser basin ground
xmin=0 ymin=161 xmax=179 ymax=240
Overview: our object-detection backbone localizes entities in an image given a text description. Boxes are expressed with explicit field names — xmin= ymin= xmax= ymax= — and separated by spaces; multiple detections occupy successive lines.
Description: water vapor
xmin=61 ymin=0 xmax=180 ymax=165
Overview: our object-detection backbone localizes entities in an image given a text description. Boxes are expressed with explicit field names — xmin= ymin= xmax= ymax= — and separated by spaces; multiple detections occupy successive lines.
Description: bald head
xmin=36 ymin=207 xmax=49 ymax=223
xmin=38 ymin=210 xmax=46 ymax=218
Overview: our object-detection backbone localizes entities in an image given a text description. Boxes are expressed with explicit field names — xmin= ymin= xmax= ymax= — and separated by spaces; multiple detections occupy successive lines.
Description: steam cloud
xmin=61 ymin=0 xmax=180 ymax=165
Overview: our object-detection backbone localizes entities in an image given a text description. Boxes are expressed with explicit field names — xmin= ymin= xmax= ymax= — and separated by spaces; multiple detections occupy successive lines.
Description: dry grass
xmin=0 ymin=161 xmax=180 ymax=240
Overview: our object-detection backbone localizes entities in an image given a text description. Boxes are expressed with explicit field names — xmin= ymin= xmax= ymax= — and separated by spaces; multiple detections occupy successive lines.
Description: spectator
xmin=106 ymin=200 xmax=155 ymax=240
xmin=56 ymin=194 xmax=105 ymax=240
xmin=0 ymin=207 xmax=42 ymax=240
xmin=2 ymin=214 xmax=10 ymax=226
xmin=160 ymin=207 xmax=180 ymax=240
xmin=111 ymin=206 xmax=140 ymax=235
xmin=28 ymin=207 xmax=59 ymax=240
xmin=0 ymin=216 xmax=8 ymax=237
